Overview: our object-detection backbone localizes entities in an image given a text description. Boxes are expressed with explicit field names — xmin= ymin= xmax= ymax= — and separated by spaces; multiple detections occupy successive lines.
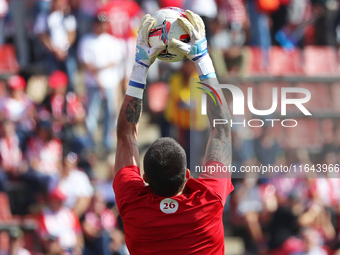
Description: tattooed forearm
xmin=125 ymin=97 xmax=142 ymax=124
xmin=207 ymin=98 xmax=229 ymax=138
xmin=115 ymin=95 xmax=142 ymax=174
xmin=205 ymin=137 xmax=232 ymax=165
xmin=205 ymin=138 xmax=222 ymax=161
xmin=204 ymin=80 xmax=232 ymax=166
xmin=117 ymin=95 xmax=142 ymax=137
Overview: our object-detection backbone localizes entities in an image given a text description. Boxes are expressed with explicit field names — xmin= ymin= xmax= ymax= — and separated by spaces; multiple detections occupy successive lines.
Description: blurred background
xmin=0 ymin=0 xmax=339 ymax=254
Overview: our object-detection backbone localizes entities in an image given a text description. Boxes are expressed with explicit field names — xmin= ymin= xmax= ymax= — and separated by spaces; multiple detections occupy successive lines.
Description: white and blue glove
xmin=168 ymin=10 xmax=216 ymax=81
xmin=127 ymin=14 xmax=165 ymax=99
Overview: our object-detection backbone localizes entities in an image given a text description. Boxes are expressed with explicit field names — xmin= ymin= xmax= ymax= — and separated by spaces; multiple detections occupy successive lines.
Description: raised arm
xmin=201 ymin=78 xmax=232 ymax=166
xmin=169 ymin=10 xmax=232 ymax=166
xmin=114 ymin=15 xmax=165 ymax=176
xmin=115 ymin=95 xmax=142 ymax=174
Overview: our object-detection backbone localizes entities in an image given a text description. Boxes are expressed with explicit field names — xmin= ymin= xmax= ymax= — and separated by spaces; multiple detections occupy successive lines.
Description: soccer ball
xmin=148 ymin=7 xmax=190 ymax=62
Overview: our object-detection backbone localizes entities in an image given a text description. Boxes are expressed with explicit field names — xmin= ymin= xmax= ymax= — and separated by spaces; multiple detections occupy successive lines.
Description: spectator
xmin=37 ymin=188 xmax=84 ymax=255
xmin=310 ymin=174 xmax=340 ymax=208
xmin=270 ymin=196 xmax=336 ymax=255
xmin=71 ymin=0 xmax=106 ymax=38
xmin=82 ymin=192 xmax=118 ymax=255
xmin=78 ymin=14 xmax=123 ymax=151
xmin=209 ymin=16 xmax=246 ymax=76
xmin=8 ymin=0 xmax=29 ymax=67
xmin=213 ymin=0 xmax=247 ymax=75
xmin=185 ymin=0 xmax=217 ymax=39
xmin=269 ymin=192 xmax=305 ymax=255
xmin=246 ymin=0 xmax=272 ymax=67
xmin=36 ymin=68 xmax=97 ymax=175
xmin=41 ymin=235 xmax=67 ymax=255
xmin=234 ymin=177 xmax=266 ymax=254
xmin=110 ymin=229 xmax=129 ymax=255
xmin=274 ymin=0 xmax=309 ymax=49
xmin=21 ymin=120 xmax=62 ymax=193
xmin=0 ymin=0 xmax=8 ymax=45
xmin=254 ymin=127 xmax=281 ymax=166
xmin=271 ymin=177 xmax=309 ymax=205
xmin=95 ymin=154 xmax=116 ymax=208
xmin=38 ymin=71 xmax=87 ymax=152
xmin=7 ymin=227 xmax=31 ymax=255
xmin=312 ymin=0 xmax=340 ymax=47
xmin=96 ymin=0 xmax=142 ymax=90
xmin=56 ymin=152 xmax=94 ymax=217
xmin=296 ymin=227 xmax=328 ymax=255
xmin=34 ymin=0 xmax=77 ymax=89
xmin=0 ymin=120 xmax=23 ymax=192
xmin=0 ymin=75 xmax=35 ymax=150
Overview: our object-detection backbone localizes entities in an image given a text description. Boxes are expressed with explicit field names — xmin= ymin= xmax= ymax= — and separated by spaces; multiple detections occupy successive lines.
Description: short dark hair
xmin=143 ymin=137 xmax=187 ymax=197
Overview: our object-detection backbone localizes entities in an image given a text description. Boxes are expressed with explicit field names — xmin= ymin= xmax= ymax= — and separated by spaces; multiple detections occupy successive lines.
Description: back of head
xmin=143 ymin=137 xmax=187 ymax=197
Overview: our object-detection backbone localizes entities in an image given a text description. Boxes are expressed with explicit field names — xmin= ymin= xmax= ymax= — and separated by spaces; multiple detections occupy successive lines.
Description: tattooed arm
xmin=113 ymin=14 xmax=164 ymax=177
xmin=114 ymin=95 xmax=142 ymax=176
xmin=166 ymin=10 xmax=232 ymax=167
xmin=203 ymin=78 xmax=232 ymax=167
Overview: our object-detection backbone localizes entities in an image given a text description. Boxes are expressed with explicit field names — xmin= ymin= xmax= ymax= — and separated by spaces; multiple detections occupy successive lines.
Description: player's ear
xmin=143 ymin=173 xmax=148 ymax=183
xmin=186 ymin=169 xmax=190 ymax=179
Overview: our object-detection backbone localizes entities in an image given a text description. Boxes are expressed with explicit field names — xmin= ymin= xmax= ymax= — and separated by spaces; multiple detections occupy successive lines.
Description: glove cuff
xmin=126 ymin=84 xmax=144 ymax=99
xmin=130 ymin=63 xmax=149 ymax=84
xmin=193 ymin=54 xmax=216 ymax=81
xmin=126 ymin=63 xmax=149 ymax=99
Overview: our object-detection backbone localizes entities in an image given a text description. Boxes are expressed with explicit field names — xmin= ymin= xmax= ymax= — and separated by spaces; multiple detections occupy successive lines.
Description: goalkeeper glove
xmin=168 ymin=10 xmax=216 ymax=81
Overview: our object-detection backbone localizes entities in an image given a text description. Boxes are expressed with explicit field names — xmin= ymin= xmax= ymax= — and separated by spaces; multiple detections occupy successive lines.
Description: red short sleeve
xmin=113 ymin=165 xmax=145 ymax=213
xmin=197 ymin=161 xmax=234 ymax=206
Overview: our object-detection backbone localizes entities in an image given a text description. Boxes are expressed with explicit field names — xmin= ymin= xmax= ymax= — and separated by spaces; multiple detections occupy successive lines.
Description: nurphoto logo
xmin=198 ymin=83 xmax=312 ymax=128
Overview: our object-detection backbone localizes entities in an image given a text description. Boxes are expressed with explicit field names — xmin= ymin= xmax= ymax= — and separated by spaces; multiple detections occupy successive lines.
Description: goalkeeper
xmin=113 ymin=10 xmax=233 ymax=255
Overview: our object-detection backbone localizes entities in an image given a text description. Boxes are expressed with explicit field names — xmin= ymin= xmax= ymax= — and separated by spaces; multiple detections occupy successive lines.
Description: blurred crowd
xmin=0 ymin=0 xmax=339 ymax=254
xmin=224 ymin=123 xmax=340 ymax=255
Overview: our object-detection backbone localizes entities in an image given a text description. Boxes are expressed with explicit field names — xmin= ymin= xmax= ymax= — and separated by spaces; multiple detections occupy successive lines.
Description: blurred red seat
xmin=0 ymin=45 xmax=19 ymax=74
xmin=269 ymin=47 xmax=303 ymax=76
xmin=303 ymin=46 xmax=338 ymax=76
xmin=243 ymin=47 xmax=269 ymax=76
xmin=284 ymin=119 xmax=322 ymax=149
xmin=331 ymin=83 xmax=340 ymax=112
xmin=295 ymin=83 xmax=332 ymax=112
xmin=321 ymin=118 xmax=334 ymax=144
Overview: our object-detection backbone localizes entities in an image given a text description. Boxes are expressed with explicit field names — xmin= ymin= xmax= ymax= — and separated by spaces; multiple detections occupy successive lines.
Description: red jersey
xmin=113 ymin=161 xmax=234 ymax=255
